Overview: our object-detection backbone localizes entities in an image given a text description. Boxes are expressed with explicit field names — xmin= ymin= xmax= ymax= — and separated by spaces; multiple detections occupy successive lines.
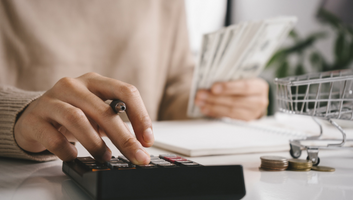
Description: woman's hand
xmin=14 ymin=72 xmax=154 ymax=165
xmin=195 ymin=78 xmax=269 ymax=121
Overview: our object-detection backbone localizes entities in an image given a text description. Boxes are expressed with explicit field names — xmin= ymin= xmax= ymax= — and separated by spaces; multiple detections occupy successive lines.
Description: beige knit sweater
xmin=0 ymin=0 xmax=194 ymax=161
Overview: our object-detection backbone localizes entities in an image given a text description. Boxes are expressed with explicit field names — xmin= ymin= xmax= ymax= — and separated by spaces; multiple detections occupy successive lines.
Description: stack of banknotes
xmin=187 ymin=16 xmax=297 ymax=118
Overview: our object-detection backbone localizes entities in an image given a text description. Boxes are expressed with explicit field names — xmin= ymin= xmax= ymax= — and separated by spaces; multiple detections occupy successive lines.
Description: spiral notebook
xmin=152 ymin=118 xmax=309 ymax=157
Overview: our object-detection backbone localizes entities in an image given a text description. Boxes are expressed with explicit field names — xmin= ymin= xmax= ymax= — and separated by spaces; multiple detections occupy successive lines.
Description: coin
xmin=288 ymin=159 xmax=312 ymax=164
xmin=261 ymin=163 xmax=288 ymax=168
xmin=261 ymin=165 xmax=287 ymax=169
xmin=261 ymin=164 xmax=288 ymax=168
xmin=286 ymin=159 xmax=313 ymax=171
xmin=287 ymin=168 xmax=311 ymax=172
xmin=259 ymin=167 xmax=286 ymax=171
xmin=260 ymin=156 xmax=288 ymax=171
xmin=311 ymin=166 xmax=335 ymax=172
xmin=288 ymin=159 xmax=312 ymax=167
xmin=261 ymin=160 xmax=288 ymax=165
xmin=261 ymin=160 xmax=288 ymax=164
xmin=260 ymin=156 xmax=287 ymax=161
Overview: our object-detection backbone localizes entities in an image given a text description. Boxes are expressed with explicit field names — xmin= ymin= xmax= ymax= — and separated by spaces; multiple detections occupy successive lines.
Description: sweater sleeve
xmin=0 ymin=85 xmax=57 ymax=161
xmin=157 ymin=1 xmax=195 ymax=121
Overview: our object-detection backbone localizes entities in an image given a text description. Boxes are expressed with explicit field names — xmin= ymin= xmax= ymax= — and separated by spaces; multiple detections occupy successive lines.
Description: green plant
xmin=266 ymin=8 xmax=353 ymax=78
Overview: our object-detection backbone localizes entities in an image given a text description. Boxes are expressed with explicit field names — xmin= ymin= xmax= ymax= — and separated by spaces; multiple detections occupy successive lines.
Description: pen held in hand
xmin=110 ymin=99 xmax=126 ymax=113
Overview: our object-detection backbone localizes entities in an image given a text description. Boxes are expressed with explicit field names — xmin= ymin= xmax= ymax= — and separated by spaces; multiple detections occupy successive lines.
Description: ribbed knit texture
xmin=0 ymin=1 xmax=193 ymax=161
xmin=0 ymin=85 xmax=57 ymax=161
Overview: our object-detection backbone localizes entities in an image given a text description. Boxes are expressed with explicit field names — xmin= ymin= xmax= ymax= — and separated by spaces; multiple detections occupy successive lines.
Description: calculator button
xmin=110 ymin=160 xmax=125 ymax=164
xmin=137 ymin=164 xmax=158 ymax=169
xmin=111 ymin=163 xmax=129 ymax=168
xmin=181 ymin=162 xmax=200 ymax=167
xmin=77 ymin=157 xmax=94 ymax=162
xmin=174 ymin=160 xmax=193 ymax=164
xmin=150 ymin=159 xmax=168 ymax=162
xmin=118 ymin=156 xmax=130 ymax=162
xmin=81 ymin=160 xmax=96 ymax=164
xmin=150 ymin=156 xmax=162 ymax=160
xmin=164 ymin=158 xmax=188 ymax=163
xmin=111 ymin=164 xmax=136 ymax=170
xmin=163 ymin=156 xmax=182 ymax=159
xmin=159 ymin=154 xmax=177 ymax=159
xmin=151 ymin=160 xmax=170 ymax=165
xmin=157 ymin=163 xmax=177 ymax=168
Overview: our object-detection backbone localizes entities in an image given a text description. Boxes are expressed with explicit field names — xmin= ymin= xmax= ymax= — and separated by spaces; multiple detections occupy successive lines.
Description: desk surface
xmin=1 ymin=139 xmax=353 ymax=200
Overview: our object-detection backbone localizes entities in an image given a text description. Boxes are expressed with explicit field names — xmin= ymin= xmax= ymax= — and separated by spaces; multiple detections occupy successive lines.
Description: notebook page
xmin=152 ymin=119 xmax=307 ymax=157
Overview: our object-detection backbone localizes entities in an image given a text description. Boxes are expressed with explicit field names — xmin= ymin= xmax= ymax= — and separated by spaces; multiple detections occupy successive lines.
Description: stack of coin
xmin=260 ymin=156 xmax=288 ymax=171
xmin=287 ymin=159 xmax=312 ymax=171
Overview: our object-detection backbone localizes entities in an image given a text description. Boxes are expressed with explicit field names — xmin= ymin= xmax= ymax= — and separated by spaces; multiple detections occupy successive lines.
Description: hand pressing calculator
xmin=62 ymin=154 xmax=246 ymax=200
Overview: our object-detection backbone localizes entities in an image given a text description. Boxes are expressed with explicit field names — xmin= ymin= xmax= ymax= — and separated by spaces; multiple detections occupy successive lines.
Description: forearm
xmin=158 ymin=67 xmax=193 ymax=121
xmin=157 ymin=0 xmax=195 ymax=121
xmin=0 ymin=85 xmax=57 ymax=161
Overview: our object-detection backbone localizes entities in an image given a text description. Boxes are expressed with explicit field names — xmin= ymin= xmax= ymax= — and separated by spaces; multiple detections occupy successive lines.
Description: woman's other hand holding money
xmin=194 ymin=78 xmax=269 ymax=121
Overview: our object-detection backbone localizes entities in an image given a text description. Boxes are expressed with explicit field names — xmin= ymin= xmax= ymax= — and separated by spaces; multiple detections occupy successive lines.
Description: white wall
xmin=185 ymin=0 xmax=336 ymax=64
xmin=233 ymin=0 xmax=335 ymax=64
xmin=185 ymin=0 xmax=227 ymax=55
xmin=233 ymin=0 xmax=323 ymax=35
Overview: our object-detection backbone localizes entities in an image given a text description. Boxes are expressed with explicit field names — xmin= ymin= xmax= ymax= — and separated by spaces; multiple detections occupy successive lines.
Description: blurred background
xmin=185 ymin=0 xmax=353 ymax=114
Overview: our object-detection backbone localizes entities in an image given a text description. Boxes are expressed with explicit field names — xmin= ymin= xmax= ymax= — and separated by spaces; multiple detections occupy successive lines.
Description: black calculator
xmin=62 ymin=154 xmax=246 ymax=200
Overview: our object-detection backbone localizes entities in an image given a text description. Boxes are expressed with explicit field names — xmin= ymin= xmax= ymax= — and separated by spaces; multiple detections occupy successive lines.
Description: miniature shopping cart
xmin=275 ymin=69 xmax=353 ymax=166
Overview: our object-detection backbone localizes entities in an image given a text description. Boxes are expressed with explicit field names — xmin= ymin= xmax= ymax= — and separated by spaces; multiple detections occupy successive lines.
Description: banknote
xmin=187 ymin=16 xmax=297 ymax=118
xmin=187 ymin=34 xmax=213 ymax=117
xmin=227 ymin=17 xmax=297 ymax=80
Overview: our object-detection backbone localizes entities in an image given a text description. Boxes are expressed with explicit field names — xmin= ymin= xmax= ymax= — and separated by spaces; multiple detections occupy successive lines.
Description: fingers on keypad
xmin=76 ymin=154 xmax=202 ymax=171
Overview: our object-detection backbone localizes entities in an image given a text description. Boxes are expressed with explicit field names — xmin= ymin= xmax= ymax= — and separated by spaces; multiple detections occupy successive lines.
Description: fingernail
xmin=212 ymin=84 xmax=223 ymax=94
xmin=143 ymin=128 xmax=154 ymax=144
xmin=135 ymin=149 xmax=149 ymax=164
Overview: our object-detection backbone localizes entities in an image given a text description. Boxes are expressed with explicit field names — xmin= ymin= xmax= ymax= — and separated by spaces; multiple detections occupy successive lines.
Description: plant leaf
xmin=309 ymin=52 xmax=322 ymax=70
xmin=341 ymin=35 xmax=353 ymax=68
xmin=347 ymin=26 xmax=353 ymax=36
xmin=350 ymin=39 xmax=353 ymax=63
xmin=333 ymin=33 xmax=353 ymax=69
xmin=266 ymin=50 xmax=287 ymax=68
xmin=289 ymin=29 xmax=300 ymax=41
xmin=285 ymin=32 xmax=326 ymax=54
xmin=317 ymin=8 xmax=342 ymax=30
xmin=295 ymin=64 xmax=305 ymax=76
xmin=276 ymin=61 xmax=289 ymax=78
xmin=334 ymin=32 xmax=345 ymax=63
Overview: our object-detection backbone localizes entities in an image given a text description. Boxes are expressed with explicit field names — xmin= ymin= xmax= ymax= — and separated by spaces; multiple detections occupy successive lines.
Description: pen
xmin=110 ymin=99 xmax=126 ymax=113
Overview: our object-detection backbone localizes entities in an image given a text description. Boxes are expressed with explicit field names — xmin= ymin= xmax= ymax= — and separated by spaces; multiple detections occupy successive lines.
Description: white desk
xmin=1 ymin=138 xmax=353 ymax=200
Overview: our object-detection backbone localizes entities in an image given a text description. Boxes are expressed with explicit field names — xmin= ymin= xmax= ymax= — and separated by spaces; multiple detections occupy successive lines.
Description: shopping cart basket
xmin=275 ymin=69 xmax=353 ymax=166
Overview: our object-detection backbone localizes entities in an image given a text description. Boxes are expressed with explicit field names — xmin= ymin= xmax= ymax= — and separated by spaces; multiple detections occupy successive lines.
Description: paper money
xmin=187 ymin=16 xmax=297 ymax=118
